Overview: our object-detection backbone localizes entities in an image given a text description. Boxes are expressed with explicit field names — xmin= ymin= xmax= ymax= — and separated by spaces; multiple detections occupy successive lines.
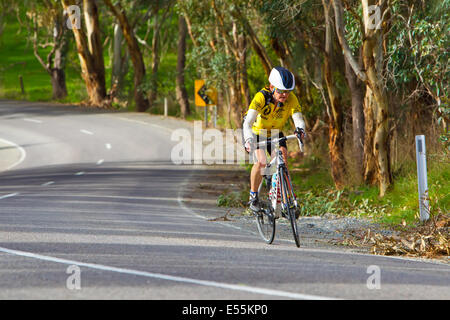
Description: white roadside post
xmin=164 ymin=97 xmax=168 ymax=117
xmin=415 ymin=135 xmax=429 ymax=222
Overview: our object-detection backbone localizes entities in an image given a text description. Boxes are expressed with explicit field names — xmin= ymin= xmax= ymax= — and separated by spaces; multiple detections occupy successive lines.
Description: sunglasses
xmin=274 ymin=88 xmax=292 ymax=94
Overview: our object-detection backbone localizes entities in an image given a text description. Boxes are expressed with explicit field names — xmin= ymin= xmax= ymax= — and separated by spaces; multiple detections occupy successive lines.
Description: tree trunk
xmin=52 ymin=19 xmax=69 ymax=100
xmin=62 ymin=0 xmax=106 ymax=106
xmin=176 ymin=15 xmax=190 ymax=118
xmin=84 ymin=0 xmax=105 ymax=94
xmin=228 ymin=75 xmax=243 ymax=129
xmin=362 ymin=1 xmax=392 ymax=196
xmin=103 ymin=0 xmax=149 ymax=112
xmin=323 ymin=0 xmax=347 ymax=189
xmin=111 ymin=23 xmax=128 ymax=97
xmin=344 ymin=54 xmax=365 ymax=179
xmin=238 ymin=33 xmax=250 ymax=108
xmin=363 ymin=86 xmax=377 ymax=184
xmin=51 ymin=68 xmax=67 ymax=100
xmin=148 ymin=13 xmax=160 ymax=110
xmin=332 ymin=0 xmax=392 ymax=196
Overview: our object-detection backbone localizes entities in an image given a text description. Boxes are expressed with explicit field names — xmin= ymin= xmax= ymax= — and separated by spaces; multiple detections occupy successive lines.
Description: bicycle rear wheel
xmin=255 ymin=208 xmax=276 ymax=244
xmin=280 ymin=168 xmax=300 ymax=247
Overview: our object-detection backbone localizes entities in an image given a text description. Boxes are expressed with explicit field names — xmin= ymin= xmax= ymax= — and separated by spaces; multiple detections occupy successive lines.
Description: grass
xmin=0 ymin=19 xmax=87 ymax=103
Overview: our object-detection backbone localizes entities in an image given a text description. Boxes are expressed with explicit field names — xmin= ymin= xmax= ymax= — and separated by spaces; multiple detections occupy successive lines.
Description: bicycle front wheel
xmin=280 ymin=168 xmax=300 ymax=247
xmin=255 ymin=209 xmax=276 ymax=244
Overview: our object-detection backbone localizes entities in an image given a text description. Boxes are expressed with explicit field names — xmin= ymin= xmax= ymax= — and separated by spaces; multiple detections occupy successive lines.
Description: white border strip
xmin=0 ymin=138 xmax=26 ymax=172
xmin=80 ymin=129 xmax=94 ymax=135
xmin=0 ymin=246 xmax=335 ymax=300
xmin=0 ymin=193 xmax=19 ymax=200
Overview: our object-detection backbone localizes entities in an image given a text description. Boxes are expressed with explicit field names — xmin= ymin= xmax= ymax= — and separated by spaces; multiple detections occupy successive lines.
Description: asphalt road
xmin=0 ymin=100 xmax=449 ymax=301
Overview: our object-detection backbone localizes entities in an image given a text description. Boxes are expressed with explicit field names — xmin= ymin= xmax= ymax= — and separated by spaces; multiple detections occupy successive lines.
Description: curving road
xmin=0 ymin=100 xmax=449 ymax=300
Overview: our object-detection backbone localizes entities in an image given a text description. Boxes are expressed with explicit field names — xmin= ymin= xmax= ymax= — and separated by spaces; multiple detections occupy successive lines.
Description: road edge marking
xmin=0 ymin=138 xmax=27 ymax=172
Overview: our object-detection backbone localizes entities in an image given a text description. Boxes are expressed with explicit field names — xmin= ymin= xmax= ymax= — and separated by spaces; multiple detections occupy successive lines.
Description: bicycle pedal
xmin=251 ymin=210 xmax=263 ymax=218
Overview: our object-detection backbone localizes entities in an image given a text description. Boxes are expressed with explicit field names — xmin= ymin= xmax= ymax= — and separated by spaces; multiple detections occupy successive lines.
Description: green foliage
xmin=217 ymin=190 xmax=247 ymax=207
xmin=247 ymin=54 xmax=267 ymax=95
xmin=386 ymin=0 xmax=449 ymax=108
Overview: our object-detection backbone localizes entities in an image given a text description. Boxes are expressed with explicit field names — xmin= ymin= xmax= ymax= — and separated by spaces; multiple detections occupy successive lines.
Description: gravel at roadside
xmin=179 ymin=165 xmax=391 ymax=253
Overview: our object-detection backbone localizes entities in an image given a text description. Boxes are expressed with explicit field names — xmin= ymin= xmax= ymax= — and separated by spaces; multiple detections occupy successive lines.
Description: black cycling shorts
xmin=255 ymin=131 xmax=287 ymax=155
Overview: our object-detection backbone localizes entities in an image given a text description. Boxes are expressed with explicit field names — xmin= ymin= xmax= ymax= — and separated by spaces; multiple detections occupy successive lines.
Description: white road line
xmin=96 ymin=159 xmax=104 ymax=165
xmin=23 ymin=118 xmax=43 ymax=124
xmin=80 ymin=129 xmax=94 ymax=135
xmin=41 ymin=181 xmax=54 ymax=186
xmin=105 ymin=143 xmax=112 ymax=149
xmin=0 ymin=246 xmax=336 ymax=300
xmin=0 ymin=193 xmax=19 ymax=200
xmin=115 ymin=116 xmax=173 ymax=134
xmin=0 ymin=138 xmax=27 ymax=171
xmin=75 ymin=172 xmax=85 ymax=176
xmin=117 ymin=117 xmax=149 ymax=126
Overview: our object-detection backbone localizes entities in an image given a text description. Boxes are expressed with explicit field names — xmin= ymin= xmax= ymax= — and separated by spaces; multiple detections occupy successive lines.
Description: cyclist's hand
xmin=294 ymin=127 xmax=306 ymax=142
xmin=245 ymin=138 xmax=254 ymax=153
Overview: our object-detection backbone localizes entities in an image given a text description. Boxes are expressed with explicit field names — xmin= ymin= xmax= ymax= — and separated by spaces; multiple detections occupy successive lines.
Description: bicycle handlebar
xmin=255 ymin=134 xmax=304 ymax=152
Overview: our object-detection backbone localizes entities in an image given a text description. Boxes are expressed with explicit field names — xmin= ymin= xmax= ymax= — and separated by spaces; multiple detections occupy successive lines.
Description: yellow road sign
xmin=195 ymin=80 xmax=217 ymax=107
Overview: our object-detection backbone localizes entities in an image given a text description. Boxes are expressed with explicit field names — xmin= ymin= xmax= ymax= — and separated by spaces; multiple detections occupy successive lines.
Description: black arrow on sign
xmin=197 ymin=84 xmax=212 ymax=105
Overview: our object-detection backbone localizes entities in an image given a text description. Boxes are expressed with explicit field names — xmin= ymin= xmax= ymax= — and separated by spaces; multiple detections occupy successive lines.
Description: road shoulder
xmin=179 ymin=164 xmax=382 ymax=253
xmin=0 ymin=138 xmax=25 ymax=173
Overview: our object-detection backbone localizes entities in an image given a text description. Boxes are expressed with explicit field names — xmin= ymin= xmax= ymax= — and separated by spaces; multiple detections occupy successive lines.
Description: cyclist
xmin=243 ymin=66 xmax=306 ymax=212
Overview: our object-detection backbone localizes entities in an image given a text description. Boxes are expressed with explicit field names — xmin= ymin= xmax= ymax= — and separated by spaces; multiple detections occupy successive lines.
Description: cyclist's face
xmin=272 ymin=87 xmax=290 ymax=103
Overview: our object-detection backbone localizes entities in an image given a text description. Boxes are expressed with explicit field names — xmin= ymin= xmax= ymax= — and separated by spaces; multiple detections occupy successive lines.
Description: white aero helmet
xmin=269 ymin=67 xmax=295 ymax=91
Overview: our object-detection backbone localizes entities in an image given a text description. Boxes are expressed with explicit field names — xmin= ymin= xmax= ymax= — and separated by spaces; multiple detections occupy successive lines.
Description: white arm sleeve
xmin=292 ymin=112 xmax=306 ymax=130
xmin=243 ymin=109 xmax=258 ymax=142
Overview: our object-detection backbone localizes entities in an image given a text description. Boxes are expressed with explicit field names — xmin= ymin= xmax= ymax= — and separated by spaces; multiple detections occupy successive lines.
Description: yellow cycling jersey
xmin=247 ymin=87 xmax=302 ymax=136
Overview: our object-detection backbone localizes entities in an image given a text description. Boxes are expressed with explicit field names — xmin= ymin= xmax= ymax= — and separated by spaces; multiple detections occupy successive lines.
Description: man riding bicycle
xmin=243 ymin=67 xmax=306 ymax=212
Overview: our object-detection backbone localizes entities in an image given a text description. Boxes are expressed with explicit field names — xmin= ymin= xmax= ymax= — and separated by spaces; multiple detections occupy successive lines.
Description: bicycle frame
xmin=253 ymin=133 xmax=303 ymax=247
xmin=256 ymin=134 xmax=301 ymax=216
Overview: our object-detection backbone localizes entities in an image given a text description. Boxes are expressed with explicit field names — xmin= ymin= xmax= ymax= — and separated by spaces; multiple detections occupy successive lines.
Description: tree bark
xmin=111 ymin=23 xmax=128 ymax=98
xmin=62 ymin=0 xmax=107 ymax=106
xmin=176 ymin=15 xmax=190 ymax=118
xmin=51 ymin=67 xmax=67 ymax=100
xmin=332 ymin=0 xmax=392 ymax=196
xmin=228 ymin=79 xmax=243 ymax=129
xmin=238 ymin=33 xmax=250 ymax=109
xmin=51 ymin=21 xmax=69 ymax=100
xmin=362 ymin=32 xmax=391 ymax=196
xmin=363 ymin=86 xmax=377 ymax=184
xmin=344 ymin=52 xmax=365 ymax=179
xmin=323 ymin=0 xmax=347 ymax=189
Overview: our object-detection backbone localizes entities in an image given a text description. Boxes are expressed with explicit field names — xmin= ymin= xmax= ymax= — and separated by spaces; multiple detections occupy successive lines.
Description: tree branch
xmin=332 ymin=0 xmax=367 ymax=82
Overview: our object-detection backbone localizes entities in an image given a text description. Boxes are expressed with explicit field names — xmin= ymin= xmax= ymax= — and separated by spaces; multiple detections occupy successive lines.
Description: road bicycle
xmin=253 ymin=134 xmax=303 ymax=247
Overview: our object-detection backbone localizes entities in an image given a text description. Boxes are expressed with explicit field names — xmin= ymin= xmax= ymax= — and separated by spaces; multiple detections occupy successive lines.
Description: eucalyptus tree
xmin=333 ymin=0 xmax=392 ymax=196
xmin=62 ymin=0 xmax=107 ymax=106
xmin=103 ymin=0 xmax=150 ymax=111
xmin=22 ymin=0 xmax=70 ymax=99
xmin=321 ymin=0 xmax=348 ymax=188
xmin=385 ymin=0 xmax=449 ymax=134
xmin=181 ymin=0 xmax=245 ymax=127
xmin=175 ymin=10 xmax=191 ymax=118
